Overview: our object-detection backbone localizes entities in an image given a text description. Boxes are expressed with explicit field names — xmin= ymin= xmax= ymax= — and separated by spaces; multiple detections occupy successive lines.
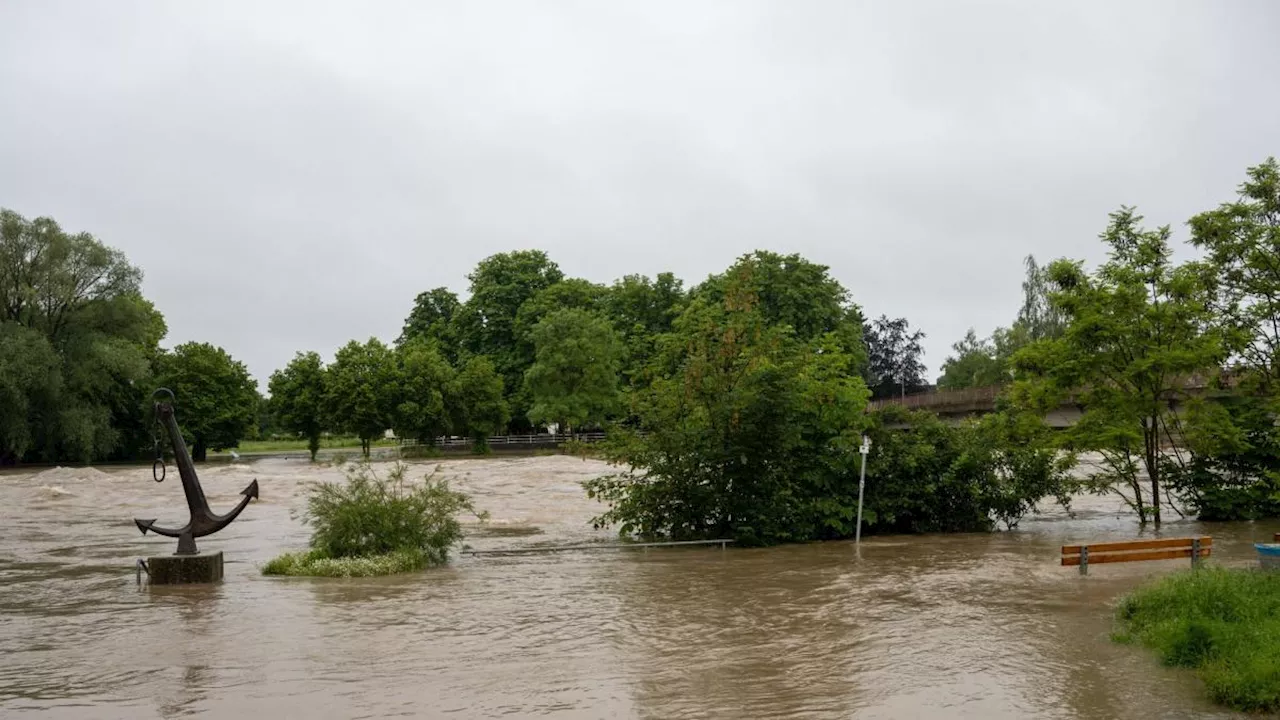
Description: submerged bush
xmin=263 ymin=461 xmax=484 ymax=577
xmin=1115 ymin=566 xmax=1280 ymax=712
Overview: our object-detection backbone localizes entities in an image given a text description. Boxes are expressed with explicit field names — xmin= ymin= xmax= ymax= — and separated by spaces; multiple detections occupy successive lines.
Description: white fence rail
xmin=398 ymin=432 xmax=607 ymax=449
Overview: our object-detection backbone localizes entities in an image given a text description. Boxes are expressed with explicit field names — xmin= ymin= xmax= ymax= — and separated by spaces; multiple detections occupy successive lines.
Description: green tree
xmin=585 ymin=265 xmax=871 ymax=545
xmin=1015 ymin=254 xmax=1067 ymax=341
xmin=1171 ymin=157 xmax=1280 ymax=519
xmin=451 ymin=356 xmax=509 ymax=453
xmin=1013 ymin=208 xmax=1224 ymax=525
xmin=604 ymin=272 xmax=686 ymax=383
xmin=155 ymin=342 xmax=259 ymax=461
xmin=865 ymin=315 xmax=928 ymax=399
xmin=395 ymin=340 xmax=455 ymax=445
xmin=0 ymin=209 xmax=165 ymax=463
xmin=326 ymin=338 xmax=400 ymax=456
xmin=0 ymin=323 xmax=61 ymax=464
xmin=398 ymin=287 xmax=461 ymax=360
xmin=936 ymin=329 xmax=1005 ymax=389
xmin=452 ymin=250 xmax=564 ymax=431
xmin=863 ymin=405 xmax=1074 ymax=532
xmin=524 ymin=308 xmax=623 ymax=433
xmin=268 ymin=351 xmax=329 ymax=461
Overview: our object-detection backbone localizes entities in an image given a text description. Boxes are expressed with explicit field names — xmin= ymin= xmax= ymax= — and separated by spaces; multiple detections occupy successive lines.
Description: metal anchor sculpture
xmin=134 ymin=390 xmax=259 ymax=555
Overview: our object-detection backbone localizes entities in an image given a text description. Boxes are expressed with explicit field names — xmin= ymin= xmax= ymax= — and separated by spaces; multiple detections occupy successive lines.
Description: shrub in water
xmin=263 ymin=461 xmax=484 ymax=577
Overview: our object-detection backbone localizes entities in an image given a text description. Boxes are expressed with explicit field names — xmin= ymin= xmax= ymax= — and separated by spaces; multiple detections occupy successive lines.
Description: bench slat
xmin=1061 ymin=536 xmax=1211 ymax=556
xmin=1061 ymin=547 xmax=1210 ymax=567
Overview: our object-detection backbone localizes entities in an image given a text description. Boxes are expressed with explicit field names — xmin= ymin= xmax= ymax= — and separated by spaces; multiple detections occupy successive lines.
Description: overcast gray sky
xmin=2 ymin=1 xmax=1278 ymax=387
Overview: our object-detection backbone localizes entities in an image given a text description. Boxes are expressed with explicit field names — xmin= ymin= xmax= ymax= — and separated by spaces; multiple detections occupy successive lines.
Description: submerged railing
xmin=462 ymin=539 xmax=733 ymax=555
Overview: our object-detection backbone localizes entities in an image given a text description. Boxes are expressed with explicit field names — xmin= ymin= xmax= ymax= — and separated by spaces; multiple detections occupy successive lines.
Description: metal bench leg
xmin=1079 ymin=546 xmax=1089 ymax=576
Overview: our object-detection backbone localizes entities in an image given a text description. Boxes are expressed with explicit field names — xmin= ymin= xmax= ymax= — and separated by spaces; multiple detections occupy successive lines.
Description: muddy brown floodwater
xmin=2 ymin=455 xmax=1278 ymax=719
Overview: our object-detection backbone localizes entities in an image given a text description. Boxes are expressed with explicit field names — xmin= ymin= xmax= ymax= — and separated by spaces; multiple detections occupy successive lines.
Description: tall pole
xmin=855 ymin=435 xmax=870 ymax=547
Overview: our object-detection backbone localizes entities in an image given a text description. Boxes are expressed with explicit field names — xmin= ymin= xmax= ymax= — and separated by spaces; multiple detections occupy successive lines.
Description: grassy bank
xmin=1114 ymin=566 xmax=1280 ymax=712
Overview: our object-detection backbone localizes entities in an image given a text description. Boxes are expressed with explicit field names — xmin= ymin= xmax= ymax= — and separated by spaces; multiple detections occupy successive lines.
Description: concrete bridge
xmin=867 ymin=385 xmax=1083 ymax=427
xmin=866 ymin=375 xmax=1232 ymax=428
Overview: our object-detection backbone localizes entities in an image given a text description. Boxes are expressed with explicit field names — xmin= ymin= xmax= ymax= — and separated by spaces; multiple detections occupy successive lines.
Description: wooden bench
xmin=1061 ymin=536 xmax=1211 ymax=575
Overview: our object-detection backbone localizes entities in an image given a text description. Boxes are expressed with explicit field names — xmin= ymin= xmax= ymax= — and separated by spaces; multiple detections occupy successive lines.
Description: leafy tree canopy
xmin=268 ymin=351 xmax=328 ymax=460
xmin=524 ymin=308 xmax=623 ymax=432
xmin=155 ymin=342 xmax=259 ymax=461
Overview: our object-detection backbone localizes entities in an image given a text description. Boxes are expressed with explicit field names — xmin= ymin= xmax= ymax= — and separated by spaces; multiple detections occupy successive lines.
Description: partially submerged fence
xmin=462 ymin=538 xmax=733 ymax=556
xmin=399 ymin=432 xmax=607 ymax=449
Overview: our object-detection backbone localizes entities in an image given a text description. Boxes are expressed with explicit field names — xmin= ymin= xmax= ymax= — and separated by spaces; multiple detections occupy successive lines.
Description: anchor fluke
xmin=241 ymin=479 xmax=259 ymax=500
xmin=135 ymin=518 xmax=157 ymax=535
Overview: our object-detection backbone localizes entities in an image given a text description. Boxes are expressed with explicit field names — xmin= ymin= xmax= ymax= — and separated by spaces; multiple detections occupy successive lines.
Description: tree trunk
xmin=193 ymin=438 xmax=207 ymax=462
xmin=1143 ymin=416 xmax=1161 ymax=526
xmin=307 ymin=432 xmax=320 ymax=462
xmin=360 ymin=436 xmax=370 ymax=457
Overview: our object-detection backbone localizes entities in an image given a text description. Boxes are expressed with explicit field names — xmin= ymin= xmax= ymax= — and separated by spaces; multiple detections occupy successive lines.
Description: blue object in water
xmin=1256 ymin=543 xmax=1280 ymax=570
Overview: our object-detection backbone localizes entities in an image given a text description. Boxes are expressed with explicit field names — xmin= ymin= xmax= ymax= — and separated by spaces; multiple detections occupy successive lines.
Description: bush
xmin=1115 ymin=566 xmax=1280 ymax=712
xmin=262 ymin=461 xmax=484 ymax=577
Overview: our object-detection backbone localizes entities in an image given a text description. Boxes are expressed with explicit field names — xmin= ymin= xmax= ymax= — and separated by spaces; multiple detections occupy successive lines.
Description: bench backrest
xmin=1062 ymin=536 xmax=1211 ymax=574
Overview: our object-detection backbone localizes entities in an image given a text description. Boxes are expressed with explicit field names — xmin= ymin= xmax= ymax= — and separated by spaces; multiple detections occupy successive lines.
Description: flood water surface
xmin=2 ymin=456 xmax=1276 ymax=718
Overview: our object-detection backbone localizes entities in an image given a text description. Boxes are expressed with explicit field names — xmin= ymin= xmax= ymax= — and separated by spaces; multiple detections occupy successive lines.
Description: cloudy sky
xmin=2 ymin=1 xmax=1277 ymax=387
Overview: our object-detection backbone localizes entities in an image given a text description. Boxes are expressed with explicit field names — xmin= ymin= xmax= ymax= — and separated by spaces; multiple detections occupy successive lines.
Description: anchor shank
xmin=157 ymin=401 xmax=213 ymax=518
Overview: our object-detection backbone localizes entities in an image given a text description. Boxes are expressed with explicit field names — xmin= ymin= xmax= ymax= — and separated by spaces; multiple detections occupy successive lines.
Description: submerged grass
xmin=1114 ymin=565 xmax=1280 ymax=712
xmin=261 ymin=548 xmax=433 ymax=578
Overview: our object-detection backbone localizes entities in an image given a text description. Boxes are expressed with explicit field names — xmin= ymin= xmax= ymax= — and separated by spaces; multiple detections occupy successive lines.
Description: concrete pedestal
xmin=146 ymin=551 xmax=224 ymax=584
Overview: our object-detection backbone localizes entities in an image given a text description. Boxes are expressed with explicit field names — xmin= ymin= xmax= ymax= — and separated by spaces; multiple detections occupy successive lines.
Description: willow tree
xmin=1015 ymin=208 xmax=1223 ymax=524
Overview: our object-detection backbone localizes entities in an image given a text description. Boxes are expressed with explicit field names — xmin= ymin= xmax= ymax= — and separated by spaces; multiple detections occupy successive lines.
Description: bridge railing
xmin=868 ymin=384 xmax=1003 ymax=412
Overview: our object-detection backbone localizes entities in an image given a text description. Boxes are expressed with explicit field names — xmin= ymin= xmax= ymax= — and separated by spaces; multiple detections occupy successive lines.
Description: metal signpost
xmin=855 ymin=435 xmax=871 ymax=547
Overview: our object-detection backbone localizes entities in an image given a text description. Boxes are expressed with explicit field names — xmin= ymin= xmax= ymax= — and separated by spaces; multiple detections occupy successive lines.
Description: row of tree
xmin=0 ymin=210 xmax=264 ymax=463
xmin=935 ymin=157 xmax=1280 ymax=524
xmin=267 ymin=249 xmax=931 ymax=460
xmin=0 ymin=205 xmax=931 ymax=465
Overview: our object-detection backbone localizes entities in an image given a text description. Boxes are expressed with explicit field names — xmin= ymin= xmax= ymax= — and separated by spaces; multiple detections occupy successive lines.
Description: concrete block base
xmin=146 ymin=551 xmax=224 ymax=584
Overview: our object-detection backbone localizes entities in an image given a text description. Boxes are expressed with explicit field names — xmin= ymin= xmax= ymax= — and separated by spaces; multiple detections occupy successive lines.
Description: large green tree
xmin=398 ymin=287 xmax=461 ymax=360
xmin=268 ymin=351 xmax=329 ymax=461
xmin=451 ymin=356 xmax=509 ymax=453
xmin=864 ymin=315 xmax=928 ymax=399
xmin=155 ymin=342 xmax=259 ymax=461
xmin=0 ymin=209 xmax=165 ymax=463
xmin=395 ymin=340 xmax=455 ymax=446
xmin=604 ymin=272 xmax=686 ymax=383
xmin=326 ymin=338 xmax=400 ymax=456
xmin=452 ymin=250 xmax=564 ymax=431
xmin=524 ymin=308 xmax=623 ymax=433
xmin=936 ymin=329 xmax=1004 ymax=390
xmin=1172 ymin=157 xmax=1280 ymax=519
xmin=0 ymin=323 xmax=61 ymax=464
xmin=1014 ymin=208 xmax=1224 ymax=525
xmin=586 ymin=263 xmax=871 ymax=545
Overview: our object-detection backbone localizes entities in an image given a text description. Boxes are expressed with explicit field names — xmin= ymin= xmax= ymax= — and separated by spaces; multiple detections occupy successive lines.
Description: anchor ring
xmin=153 ymin=460 xmax=166 ymax=483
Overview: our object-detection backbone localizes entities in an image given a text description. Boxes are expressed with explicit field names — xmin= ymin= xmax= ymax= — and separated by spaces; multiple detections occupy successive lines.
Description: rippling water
xmin=1 ymin=455 xmax=1275 ymax=719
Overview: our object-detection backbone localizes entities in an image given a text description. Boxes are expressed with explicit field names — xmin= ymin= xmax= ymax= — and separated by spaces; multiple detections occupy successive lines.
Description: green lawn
xmin=1114 ymin=565 xmax=1280 ymax=712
